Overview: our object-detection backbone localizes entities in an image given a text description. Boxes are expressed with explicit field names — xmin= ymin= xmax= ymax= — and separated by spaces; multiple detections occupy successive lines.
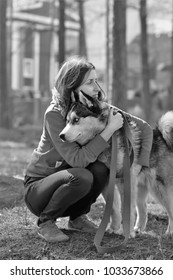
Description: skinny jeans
xmin=24 ymin=160 xmax=109 ymax=224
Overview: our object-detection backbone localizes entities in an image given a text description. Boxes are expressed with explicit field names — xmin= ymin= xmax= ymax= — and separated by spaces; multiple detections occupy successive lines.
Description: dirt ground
xmin=0 ymin=127 xmax=173 ymax=260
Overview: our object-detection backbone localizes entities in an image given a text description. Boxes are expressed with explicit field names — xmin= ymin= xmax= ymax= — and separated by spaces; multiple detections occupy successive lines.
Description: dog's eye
xmin=73 ymin=117 xmax=79 ymax=124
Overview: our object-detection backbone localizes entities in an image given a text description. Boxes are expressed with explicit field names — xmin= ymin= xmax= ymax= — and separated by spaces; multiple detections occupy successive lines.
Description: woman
xmin=24 ymin=56 xmax=153 ymax=242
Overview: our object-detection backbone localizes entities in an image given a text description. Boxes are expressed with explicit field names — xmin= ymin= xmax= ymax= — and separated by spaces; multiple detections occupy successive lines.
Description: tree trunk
xmin=58 ymin=0 xmax=66 ymax=65
xmin=171 ymin=0 xmax=173 ymax=109
xmin=140 ymin=0 xmax=151 ymax=121
xmin=106 ymin=0 xmax=110 ymax=96
xmin=78 ymin=0 xmax=87 ymax=58
xmin=112 ymin=0 xmax=127 ymax=110
xmin=0 ymin=0 xmax=10 ymax=128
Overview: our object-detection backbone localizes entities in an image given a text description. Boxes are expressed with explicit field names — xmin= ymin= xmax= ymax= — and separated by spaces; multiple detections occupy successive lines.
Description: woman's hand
xmin=107 ymin=109 xmax=124 ymax=133
xmin=100 ymin=109 xmax=124 ymax=142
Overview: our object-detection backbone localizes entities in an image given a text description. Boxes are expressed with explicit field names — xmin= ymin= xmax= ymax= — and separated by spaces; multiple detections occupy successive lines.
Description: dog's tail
xmin=158 ymin=111 xmax=173 ymax=148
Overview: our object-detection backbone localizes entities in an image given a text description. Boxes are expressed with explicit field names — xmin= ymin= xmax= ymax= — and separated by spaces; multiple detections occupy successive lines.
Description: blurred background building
xmin=8 ymin=0 xmax=79 ymax=98
xmin=2 ymin=0 xmax=173 ymax=127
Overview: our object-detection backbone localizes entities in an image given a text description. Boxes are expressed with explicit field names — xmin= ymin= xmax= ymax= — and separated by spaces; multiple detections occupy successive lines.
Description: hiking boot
xmin=68 ymin=215 xmax=97 ymax=233
xmin=38 ymin=220 xmax=69 ymax=242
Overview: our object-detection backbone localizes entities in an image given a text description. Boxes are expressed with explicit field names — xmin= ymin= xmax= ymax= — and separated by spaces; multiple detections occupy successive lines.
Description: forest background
xmin=0 ymin=0 xmax=173 ymax=260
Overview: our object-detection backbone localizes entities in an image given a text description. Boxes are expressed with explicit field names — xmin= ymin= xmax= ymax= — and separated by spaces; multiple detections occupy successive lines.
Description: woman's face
xmin=76 ymin=69 xmax=100 ymax=99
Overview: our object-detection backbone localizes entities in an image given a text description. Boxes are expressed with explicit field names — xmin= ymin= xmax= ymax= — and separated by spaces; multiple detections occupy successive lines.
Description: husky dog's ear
xmin=78 ymin=91 xmax=93 ymax=108
xmin=71 ymin=91 xmax=79 ymax=103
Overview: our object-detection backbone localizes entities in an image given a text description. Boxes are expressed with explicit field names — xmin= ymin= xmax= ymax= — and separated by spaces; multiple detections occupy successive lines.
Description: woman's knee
xmin=88 ymin=160 xmax=109 ymax=178
xmin=87 ymin=161 xmax=109 ymax=194
xmin=71 ymin=168 xmax=93 ymax=194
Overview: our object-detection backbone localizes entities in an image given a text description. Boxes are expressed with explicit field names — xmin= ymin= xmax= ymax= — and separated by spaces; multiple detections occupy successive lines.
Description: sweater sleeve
xmin=45 ymin=109 xmax=109 ymax=168
xmin=109 ymin=105 xmax=153 ymax=167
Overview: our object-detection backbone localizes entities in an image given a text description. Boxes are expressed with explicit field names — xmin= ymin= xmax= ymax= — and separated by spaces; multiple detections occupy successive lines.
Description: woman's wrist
xmin=100 ymin=126 xmax=115 ymax=142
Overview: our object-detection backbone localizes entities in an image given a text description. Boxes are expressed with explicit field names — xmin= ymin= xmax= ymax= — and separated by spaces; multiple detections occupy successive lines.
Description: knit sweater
xmin=25 ymin=103 xmax=153 ymax=178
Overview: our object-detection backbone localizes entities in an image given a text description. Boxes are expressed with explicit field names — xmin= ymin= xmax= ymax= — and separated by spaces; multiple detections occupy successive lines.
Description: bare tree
xmin=106 ymin=0 xmax=110 ymax=95
xmin=58 ymin=0 xmax=66 ymax=65
xmin=140 ymin=0 xmax=151 ymax=121
xmin=78 ymin=0 xmax=87 ymax=58
xmin=112 ymin=0 xmax=127 ymax=110
xmin=171 ymin=0 xmax=173 ymax=108
xmin=0 ymin=0 xmax=10 ymax=128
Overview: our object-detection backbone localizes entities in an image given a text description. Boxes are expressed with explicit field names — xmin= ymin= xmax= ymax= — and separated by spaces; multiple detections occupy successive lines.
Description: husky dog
xmin=59 ymin=91 xmax=173 ymax=237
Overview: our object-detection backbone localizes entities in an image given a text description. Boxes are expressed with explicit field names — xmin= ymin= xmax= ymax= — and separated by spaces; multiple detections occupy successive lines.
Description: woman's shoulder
xmin=45 ymin=102 xmax=61 ymax=115
xmin=44 ymin=102 xmax=65 ymax=128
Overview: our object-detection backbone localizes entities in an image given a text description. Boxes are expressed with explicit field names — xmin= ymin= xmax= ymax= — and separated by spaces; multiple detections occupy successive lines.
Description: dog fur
xmin=59 ymin=92 xmax=173 ymax=237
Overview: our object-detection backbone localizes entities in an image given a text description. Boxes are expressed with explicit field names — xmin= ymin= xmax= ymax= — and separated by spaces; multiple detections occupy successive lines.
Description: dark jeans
xmin=24 ymin=160 xmax=109 ymax=224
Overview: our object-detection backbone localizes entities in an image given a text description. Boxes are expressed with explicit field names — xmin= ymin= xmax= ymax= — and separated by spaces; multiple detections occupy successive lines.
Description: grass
xmin=1 ymin=202 xmax=173 ymax=260
xmin=0 ymin=128 xmax=173 ymax=260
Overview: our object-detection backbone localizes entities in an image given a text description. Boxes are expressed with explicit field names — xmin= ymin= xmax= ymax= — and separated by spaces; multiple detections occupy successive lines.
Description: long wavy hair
xmin=52 ymin=56 xmax=105 ymax=118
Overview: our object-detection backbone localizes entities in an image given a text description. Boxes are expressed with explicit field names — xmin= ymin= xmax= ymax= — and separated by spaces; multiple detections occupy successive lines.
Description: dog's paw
xmin=134 ymin=226 xmax=141 ymax=234
xmin=134 ymin=225 xmax=146 ymax=235
xmin=129 ymin=230 xmax=136 ymax=238
xmin=107 ymin=225 xmax=123 ymax=235
xmin=165 ymin=227 xmax=173 ymax=236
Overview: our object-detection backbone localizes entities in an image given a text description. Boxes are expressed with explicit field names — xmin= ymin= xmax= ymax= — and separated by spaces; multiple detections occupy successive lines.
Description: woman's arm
xmin=45 ymin=106 xmax=123 ymax=168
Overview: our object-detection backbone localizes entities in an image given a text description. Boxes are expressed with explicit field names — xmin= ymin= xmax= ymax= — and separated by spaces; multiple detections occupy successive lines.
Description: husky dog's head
xmin=59 ymin=91 xmax=109 ymax=145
